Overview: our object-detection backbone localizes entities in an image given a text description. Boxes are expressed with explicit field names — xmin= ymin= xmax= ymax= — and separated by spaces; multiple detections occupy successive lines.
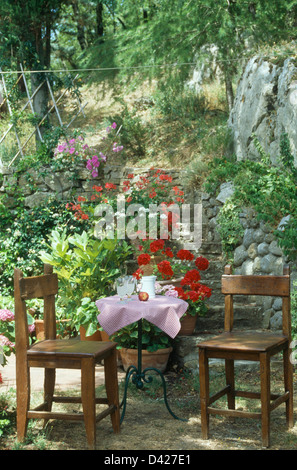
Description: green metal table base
xmin=120 ymin=319 xmax=187 ymax=424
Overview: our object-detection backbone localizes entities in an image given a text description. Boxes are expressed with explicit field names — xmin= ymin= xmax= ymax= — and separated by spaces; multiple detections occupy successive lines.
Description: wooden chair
xmin=198 ymin=265 xmax=294 ymax=448
xmin=14 ymin=264 xmax=120 ymax=450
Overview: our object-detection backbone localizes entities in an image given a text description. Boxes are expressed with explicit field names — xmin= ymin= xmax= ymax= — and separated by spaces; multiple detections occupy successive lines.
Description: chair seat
xmin=27 ymin=338 xmax=116 ymax=359
xmin=197 ymin=331 xmax=288 ymax=353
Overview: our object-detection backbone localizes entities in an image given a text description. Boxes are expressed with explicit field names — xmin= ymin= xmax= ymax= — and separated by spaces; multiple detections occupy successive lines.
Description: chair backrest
xmin=14 ymin=264 xmax=58 ymax=351
xmin=221 ymin=264 xmax=291 ymax=338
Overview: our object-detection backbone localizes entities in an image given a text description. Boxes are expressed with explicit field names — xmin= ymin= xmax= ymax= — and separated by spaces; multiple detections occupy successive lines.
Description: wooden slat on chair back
xmin=19 ymin=273 xmax=58 ymax=300
xmin=222 ymin=265 xmax=291 ymax=337
xmin=16 ymin=264 xmax=58 ymax=342
xmin=222 ymin=274 xmax=290 ymax=297
xmin=14 ymin=268 xmax=30 ymax=353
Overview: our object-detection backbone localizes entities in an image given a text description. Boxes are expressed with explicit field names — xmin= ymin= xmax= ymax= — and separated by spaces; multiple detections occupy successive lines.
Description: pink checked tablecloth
xmin=96 ymin=295 xmax=188 ymax=339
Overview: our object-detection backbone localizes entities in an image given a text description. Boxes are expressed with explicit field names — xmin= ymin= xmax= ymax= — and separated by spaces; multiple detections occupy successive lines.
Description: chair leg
xmin=225 ymin=359 xmax=235 ymax=409
xmin=81 ymin=358 xmax=96 ymax=450
xmin=104 ymin=350 xmax=120 ymax=434
xmin=260 ymin=352 xmax=270 ymax=448
xmin=283 ymin=347 xmax=294 ymax=428
xmin=43 ymin=368 xmax=56 ymax=427
xmin=199 ymin=348 xmax=209 ymax=439
xmin=16 ymin=362 xmax=30 ymax=442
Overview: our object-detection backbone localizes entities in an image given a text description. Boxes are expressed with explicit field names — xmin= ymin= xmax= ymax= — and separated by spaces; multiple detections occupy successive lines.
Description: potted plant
xmin=110 ymin=319 xmax=173 ymax=373
xmin=132 ymin=244 xmax=211 ymax=335
xmin=39 ymin=229 xmax=132 ymax=339
xmin=157 ymin=283 xmax=210 ymax=335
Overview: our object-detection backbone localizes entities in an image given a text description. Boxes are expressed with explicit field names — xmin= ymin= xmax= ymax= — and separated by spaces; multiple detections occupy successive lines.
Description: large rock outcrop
xmin=228 ymin=56 xmax=297 ymax=165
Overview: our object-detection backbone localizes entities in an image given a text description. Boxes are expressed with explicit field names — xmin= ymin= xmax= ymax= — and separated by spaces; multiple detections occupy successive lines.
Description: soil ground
xmin=1 ymin=356 xmax=297 ymax=452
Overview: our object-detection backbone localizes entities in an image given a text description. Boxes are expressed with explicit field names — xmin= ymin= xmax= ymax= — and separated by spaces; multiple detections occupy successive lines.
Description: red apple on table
xmin=138 ymin=292 xmax=149 ymax=301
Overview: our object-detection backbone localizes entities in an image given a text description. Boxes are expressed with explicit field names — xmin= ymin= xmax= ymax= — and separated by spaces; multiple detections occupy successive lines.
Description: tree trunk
xmin=31 ymin=73 xmax=49 ymax=144
xmin=30 ymin=21 xmax=51 ymax=145
xmin=224 ymin=69 xmax=234 ymax=112
xmin=96 ymin=1 xmax=104 ymax=40
xmin=71 ymin=0 xmax=87 ymax=50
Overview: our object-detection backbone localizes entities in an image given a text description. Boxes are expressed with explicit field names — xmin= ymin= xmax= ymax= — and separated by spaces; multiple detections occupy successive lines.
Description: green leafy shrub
xmin=0 ymin=198 xmax=86 ymax=293
xmin=0 ymin=390 xmax=16 ymax=438
xmin=39 ymin=229 xmax=132 ymax=336
xmin=216 ymin=198 xmax=245 ymax=261
xmin=204 ymin=134 xmax=297 ymax=261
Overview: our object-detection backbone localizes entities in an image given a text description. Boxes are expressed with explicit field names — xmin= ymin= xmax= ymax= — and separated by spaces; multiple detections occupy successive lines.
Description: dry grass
xmin=1 ymin=361 xmax=297 ymax=451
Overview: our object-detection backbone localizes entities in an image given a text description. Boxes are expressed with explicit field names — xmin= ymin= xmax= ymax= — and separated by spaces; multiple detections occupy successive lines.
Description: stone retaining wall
xmin=0 ymin=163 xmax=184 ymax=209
xmin=199 ymin=185 xmax=292 ymax=334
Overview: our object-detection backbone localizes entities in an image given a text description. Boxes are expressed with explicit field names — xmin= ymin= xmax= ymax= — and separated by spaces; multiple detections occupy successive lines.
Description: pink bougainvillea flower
xmin=69 ymin=147 xmax=75 ymax=154
xmin=91 ymin=155 xmax=100 ymax=167
xmin=112 ymin=122 xmax=117 ymax=129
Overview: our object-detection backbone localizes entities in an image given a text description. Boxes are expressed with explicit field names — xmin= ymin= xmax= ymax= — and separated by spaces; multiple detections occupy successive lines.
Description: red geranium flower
xmin=187 ymin=290 xmax=200 ymax=302
xmin=157 ymin=260 xmax=174 ymax=279
xmin=150 ymin=239 xmax=165 ymax=253
xmin=181 ymin=269 xmax=201 ymax=286
xmin=133 ymin=268 xmax=144 ymax=280
xmin=105 ymin=182 xmax=117 ymax=190
xmin=92 ymin=185 xmax=103 ymax=192
xmin=189 ymin=282 xmax=202 ymax=292
xmin=164 ymin=247 xmax=174 ymax=258
xmin=176 ymin=249 xmax=194 ymax=261
xmin=195 ymin=256 xmax=209 ymax=271
xmin=198 ymin=284 xmax=212 ymax=299
xmin=137 ymin=253 xmax=151 ymax=266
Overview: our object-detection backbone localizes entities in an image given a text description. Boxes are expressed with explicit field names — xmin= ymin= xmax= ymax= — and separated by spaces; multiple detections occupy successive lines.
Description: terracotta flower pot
xmin=79 ymin=326 xmax=102 ymax=341
xmin=120 ymin=346 xmax=173 ymax=373
xmin=139 ymin=254 xmax=165 ymax=276
xmin=35 ymin=319 xmax=71 ymax=341
xmin=178 ymin=313 xmax=197 ymax=336
xmin=158 ymin=277 xmax=182 ymax=288
xmin=100 ymin=330 xmax=111 ymax=341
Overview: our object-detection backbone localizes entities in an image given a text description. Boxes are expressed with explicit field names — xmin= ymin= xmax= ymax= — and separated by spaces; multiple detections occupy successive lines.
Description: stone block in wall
xmin=260 ymin=253 xmax=283 ymax=274
xmin=241 ymin=259 xmax=254 ymax=275
xmin=216 ymin=182 xmax=234 ymax=203
xmin=269 ymin=240 xmax=283 ymax=256
xmin=3 ymin=175 xmax=18 ymax=196
xmin=272 ymin=297 xmax=282 ymax=311
xmin=24 ymin=192 xmax=56 ymax=209
xmin=242 ymin=228 xmax=254 ymax=248
xmin=270 ymin=311 xmax=283 ymax=330
xmin=253 ymin=228 xmax=265 ymax=243
xmin=258 ymin=242 xmax=269 ymax=256
xmin=233 ymin=245 xmax=248 ymax=266
xmin=247 ymin=242 xmax=257 ymax=259
xmin=263 ymin=309 xmax=274 ymax=329
xmin=0 ymin=165 xmax=12 ymax=176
